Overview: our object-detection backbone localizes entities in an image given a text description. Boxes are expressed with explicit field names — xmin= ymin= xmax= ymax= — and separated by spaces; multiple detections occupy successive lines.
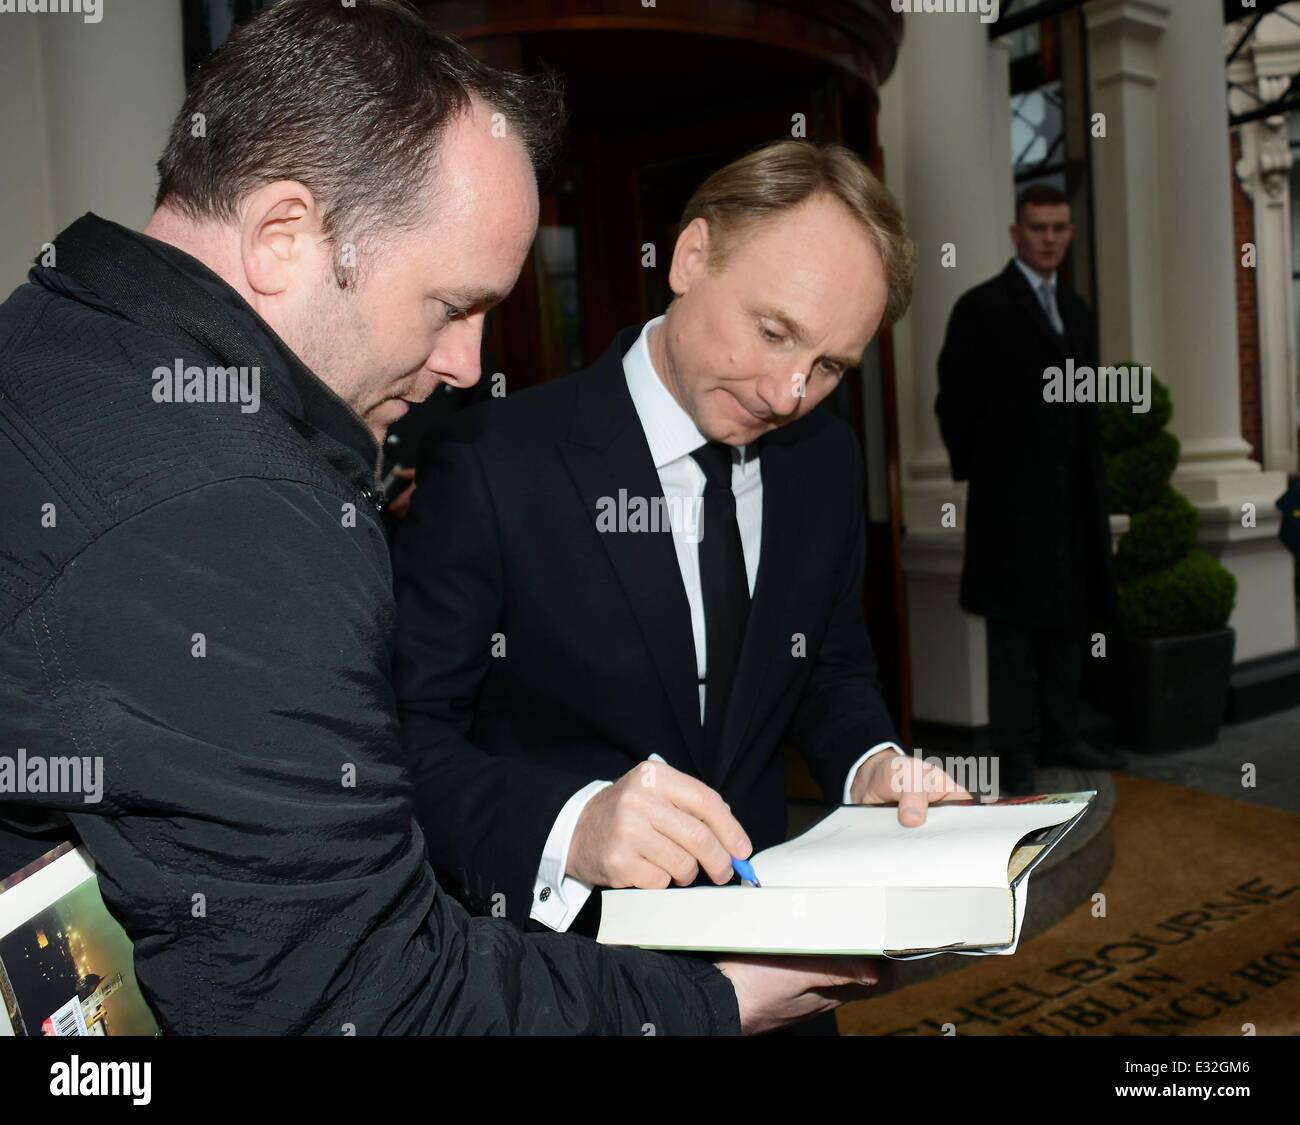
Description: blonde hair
xmin=678 ymin=140 xmax=914 ymax=327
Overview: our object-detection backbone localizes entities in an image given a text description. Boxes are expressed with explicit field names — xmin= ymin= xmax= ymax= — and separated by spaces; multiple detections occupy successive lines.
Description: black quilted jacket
xmin=0 ymin=214 xmax=739 ymax=1035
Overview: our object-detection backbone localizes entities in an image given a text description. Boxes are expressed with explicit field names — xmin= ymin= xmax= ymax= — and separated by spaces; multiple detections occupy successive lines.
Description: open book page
xmin=883 ymin=794 xmax=1095 ymax=961
xmin=750 ymin=791 xmax=1095 ymax=891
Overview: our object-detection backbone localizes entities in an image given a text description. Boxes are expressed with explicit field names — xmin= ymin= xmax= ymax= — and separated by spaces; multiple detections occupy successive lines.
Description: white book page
xmin=0 ymin=847 xmax=96 ymax=940
xmin=749 ymin=801 xmax=1090 ymax=890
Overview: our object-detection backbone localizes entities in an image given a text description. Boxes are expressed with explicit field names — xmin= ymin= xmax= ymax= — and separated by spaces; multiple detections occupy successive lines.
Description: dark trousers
xmin=985 ymin=618 xmax=1086 ymax=766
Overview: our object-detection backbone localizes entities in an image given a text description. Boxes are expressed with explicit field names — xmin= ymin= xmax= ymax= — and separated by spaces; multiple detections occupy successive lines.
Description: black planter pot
xmin=1107 ymin=628 xmax=1236 ymax=753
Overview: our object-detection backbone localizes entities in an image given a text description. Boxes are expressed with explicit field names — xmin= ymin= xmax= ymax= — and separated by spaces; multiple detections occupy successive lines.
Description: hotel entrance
xmin=424 ymin=1 xmax=914 ymax=738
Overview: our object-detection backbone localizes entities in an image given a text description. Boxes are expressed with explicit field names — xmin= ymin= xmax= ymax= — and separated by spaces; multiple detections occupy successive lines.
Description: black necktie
xmin=690 ymin=441 xmax=750 ymax=758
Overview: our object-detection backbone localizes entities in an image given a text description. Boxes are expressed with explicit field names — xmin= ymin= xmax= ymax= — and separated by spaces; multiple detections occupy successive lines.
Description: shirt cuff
xmin=530 ymin=779 xmax=612 ymax=931
xmin=843 ymin=742 xmax=906 ymax=804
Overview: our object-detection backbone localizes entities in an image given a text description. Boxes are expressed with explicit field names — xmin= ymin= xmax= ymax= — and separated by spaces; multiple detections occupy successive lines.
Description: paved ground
xmin=905 ymin=686 xmax=1300 ymax=820
xmin=1118 ymin=703 xmax=1300 ymax=815
xmin=1103 ymin=606 xmax=1300 ymax=815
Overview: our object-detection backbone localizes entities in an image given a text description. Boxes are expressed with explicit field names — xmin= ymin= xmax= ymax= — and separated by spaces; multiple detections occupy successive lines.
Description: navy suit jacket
xmin=392 ymin=326 xmax=897 ymax=928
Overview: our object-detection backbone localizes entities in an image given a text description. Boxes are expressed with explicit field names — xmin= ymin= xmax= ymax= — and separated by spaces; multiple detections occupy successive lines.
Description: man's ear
xmin=239 ymin=180 xmax=326 ymax=298
xmin=667 ymin=217 xmax=712 ymax=296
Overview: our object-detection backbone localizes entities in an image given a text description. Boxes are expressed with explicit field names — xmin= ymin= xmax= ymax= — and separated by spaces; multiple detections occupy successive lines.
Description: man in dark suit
xmin=935 ymin=184 xmax=1124 ymax=796
xmin=393 ymin=140 xmax=965 ymax=939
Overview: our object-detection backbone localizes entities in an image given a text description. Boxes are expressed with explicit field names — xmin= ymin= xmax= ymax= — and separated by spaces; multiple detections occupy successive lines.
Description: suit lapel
xmin=713 ymin=428 xmax=808 ymax=786
xmin=558 ymin=329 xmax=706 ymax=771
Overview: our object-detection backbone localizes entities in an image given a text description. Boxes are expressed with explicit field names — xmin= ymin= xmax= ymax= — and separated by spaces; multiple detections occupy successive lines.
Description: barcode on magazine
xmin=44 ymin=995 xmax=90 ymax=1036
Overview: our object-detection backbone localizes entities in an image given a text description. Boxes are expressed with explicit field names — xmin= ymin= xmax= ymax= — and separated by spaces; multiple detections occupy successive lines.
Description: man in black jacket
xmin=935 ymin=184 xmax=1124 ymax=795
xmin=393 ymin=140 xmax=967 ymax=938
xmin=0 ymin=0 xmax=881 ymax=1035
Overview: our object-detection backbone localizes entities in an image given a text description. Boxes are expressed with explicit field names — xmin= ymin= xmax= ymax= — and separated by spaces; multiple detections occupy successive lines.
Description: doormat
xmin=838 ymin=773 xmax=1300 ymax=1036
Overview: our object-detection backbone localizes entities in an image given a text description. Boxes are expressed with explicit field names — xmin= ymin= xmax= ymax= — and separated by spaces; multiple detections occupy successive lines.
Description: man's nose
xmin=755 ymin=365 xmax=804 ymax=420
xmin=429 ymin=320 xmax=483 ymax=390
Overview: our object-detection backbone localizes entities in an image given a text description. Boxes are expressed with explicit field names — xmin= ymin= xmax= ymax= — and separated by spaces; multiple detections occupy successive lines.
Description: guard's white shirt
xmin=530 ymin=316 xmax=902 ymax=930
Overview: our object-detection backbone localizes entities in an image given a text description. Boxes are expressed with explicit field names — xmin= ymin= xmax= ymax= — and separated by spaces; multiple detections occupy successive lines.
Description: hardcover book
xmin=597 ymin=791 xmax=1096 ymax=957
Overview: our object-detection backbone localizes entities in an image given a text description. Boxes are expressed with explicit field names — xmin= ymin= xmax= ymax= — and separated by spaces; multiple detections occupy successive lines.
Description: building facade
xmin=1 ymin=0 xmax=1295 ymax=740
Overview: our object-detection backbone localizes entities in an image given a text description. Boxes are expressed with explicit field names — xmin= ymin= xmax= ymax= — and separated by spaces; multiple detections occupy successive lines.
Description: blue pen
xmin=647 ymin=754 xmax=760 ymax=886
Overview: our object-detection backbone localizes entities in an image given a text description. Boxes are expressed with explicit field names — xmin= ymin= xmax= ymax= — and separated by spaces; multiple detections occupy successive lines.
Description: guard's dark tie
xmin=690 ymin=441 xmax=750 ymax=759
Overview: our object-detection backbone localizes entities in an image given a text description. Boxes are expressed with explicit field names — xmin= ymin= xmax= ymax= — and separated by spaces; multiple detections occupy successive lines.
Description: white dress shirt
xmin=530 ymin=316 xmax=903 ymax=930
xmin=1014 ymin=257 xmax=1063 ymax=334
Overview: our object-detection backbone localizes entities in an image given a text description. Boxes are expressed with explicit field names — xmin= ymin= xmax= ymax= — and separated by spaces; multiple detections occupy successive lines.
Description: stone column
xmin=39 ymin=2 xmax=186 ymax=232
xmin=1158 ymin=0 xmax=1295 ymax=661
xmin=880 ymin=15 xmax=1015 ymax=727
xmin=1086 ymin=0 xmax=1296 ymax=662
xmin=0 ymin=2 xmax=185 ymax=289
xmin=1084 ymin=0 xmax=1170 ymax=365
xmin=0 ymin=17 xmax=53 ymax=290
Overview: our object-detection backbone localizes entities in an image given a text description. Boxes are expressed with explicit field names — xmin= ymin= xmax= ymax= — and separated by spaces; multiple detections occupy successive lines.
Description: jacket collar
xmin=1012 ymin=255 xmax=1057 ymax=293
xmin=31 ymin=213 xmax=382 ymax=504
xmin=564 ymin=326 xmax=646 ymax=450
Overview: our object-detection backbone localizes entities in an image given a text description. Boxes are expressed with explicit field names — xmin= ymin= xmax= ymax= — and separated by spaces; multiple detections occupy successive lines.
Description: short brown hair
xmin=1015 ymin=183 xmax=1070 ymax=221
xmin=156 ymin=0 xmax=564 ymax=277
xmin=678 ymin=140 xmax=914 ymax=327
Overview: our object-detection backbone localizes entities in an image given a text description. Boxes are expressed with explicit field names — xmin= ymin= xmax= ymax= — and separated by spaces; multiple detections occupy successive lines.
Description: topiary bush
xmin=1106 ymin=430 xmax=1181 ymax=514
xmin=1100 ymin=368 xmax=1236 ymax=637
xmin=1116 ymin=551 xmax=1238 ymax=637
xmin=1099 ymin=375 xmax=1172 ymax=451
xmin=1113 ymin=487 xmax=1199 ymax=583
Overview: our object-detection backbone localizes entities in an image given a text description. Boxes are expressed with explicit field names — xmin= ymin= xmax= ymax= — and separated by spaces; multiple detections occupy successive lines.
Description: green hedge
xmin=1116 ymin=550 xmax=1239 ymax=637
xmin=1101 ymin=369 xmax=1236 ymax=637
xmin=1114 ymin=487 xmax=1199 ymax=584
xmin=1099 ymin=374 xmax=1171 ymax=452
xmin=1105 ymin=430 xmax=1180 ymax=514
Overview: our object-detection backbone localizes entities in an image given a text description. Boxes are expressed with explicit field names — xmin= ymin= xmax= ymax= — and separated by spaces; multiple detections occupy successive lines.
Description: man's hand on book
xmin=715 ymin=955 xmax=892 ymax=1035
xmin=568 ymin=760 xmax=750 ymax=888
xmin=849 ymin=751 xmax=970 ymax=825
